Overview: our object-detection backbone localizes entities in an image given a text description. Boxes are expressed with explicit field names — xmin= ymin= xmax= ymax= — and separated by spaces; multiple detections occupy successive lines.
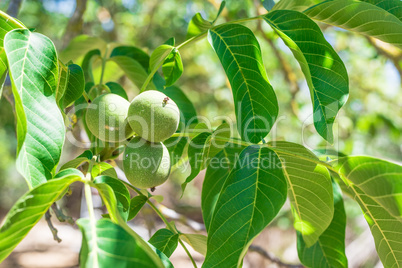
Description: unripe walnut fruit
xmin=86 ymin=93 xmax=133 ymax=142
xmin=123 ymin=136 xmax=171 ymax=189
xmin=128 ymin=90 xmax=180 ymax=142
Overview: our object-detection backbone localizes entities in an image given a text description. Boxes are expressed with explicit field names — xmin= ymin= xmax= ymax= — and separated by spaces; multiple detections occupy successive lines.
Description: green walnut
xmin=86 ymin=93 xmax=133 ymax=142
xmin=128 ymin=90 xmax=180 ymax=142
xmin=123 ymin=136 xmax=171 ymax=189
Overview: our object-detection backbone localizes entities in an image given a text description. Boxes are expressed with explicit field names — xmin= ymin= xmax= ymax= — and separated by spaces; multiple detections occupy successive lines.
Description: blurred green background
xmin=0 ymin=0 xmax=401 ymax=267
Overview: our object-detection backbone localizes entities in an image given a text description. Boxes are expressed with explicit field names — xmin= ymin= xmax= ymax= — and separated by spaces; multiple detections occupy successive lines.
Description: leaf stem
xmin=121 ymin=180 xmax=198 ymax=268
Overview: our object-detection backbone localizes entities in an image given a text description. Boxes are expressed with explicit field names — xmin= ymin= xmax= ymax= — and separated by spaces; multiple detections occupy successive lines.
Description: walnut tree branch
xmin=62 ymin=0 xmax=88 ymax=49
xmin=249 ymin=245 xmax=304 ymax=268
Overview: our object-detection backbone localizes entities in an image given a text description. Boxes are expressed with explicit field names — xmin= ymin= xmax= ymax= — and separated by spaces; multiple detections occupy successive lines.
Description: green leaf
xmin=110 ymin=45 xmax=150 ymax=70
xmin=164 ymin=136 xmax=188 ymax=166
xmin=162 ymin=49 xmax=183 ymax=87
xmin=208 ymin=24 xmax=278 ymax=144
xmin=5 ymin=29 xmax=65 ymax=188
xmin=149 ymin=228 xmax=179 ymax=257
xmin=59 ymin=150 xmax=92 ymax=171
xmin=272 ymin=0 xmax=323 ymax=11
xmin=263 ymin=10 xmax=348 ymax=143
xmin=297 ymin=180 xmax=348 ymax=268
xmin=91 ymin=162 xmax=118 ymax=178
xmin=92 ymin=182 xmax=167 ymax=268
xmin=60 ymin=63 xmax=85 ymax=109
xmin=337 ymin=156 xmax=402 ymax=221
xmin=0 ymin=10 xmax=25 ymax=47
xmin=186 ymin=1 xmax=226 ymax=38
xmin=59 ymin=35 xmax=106 ymax=62
xmin=269 ymin=141 xmax=334 ymax=246
xmin=203 ymin=145 xmax=287 ymax=267
xmin=262 ymin=0 xmax=276 ymax=11
xmin=201 ymin=145 xmax=246 ymax=232
xmin=106 ymin=81 xmax=128 ymax=100
xmin=94 ymin=176 xmax=130 ymax=221
xmin=187 ymin=13 xmax=213 ymax=39
xmin=109 ymin=55 xmax=155 ymax=90
xmin=335 ymin=156 xmax=402 ymax=267
xmin=128 ymin=195 xmax=148 ymax=221
xmin=184 ymin=123 xmax=230 ymax=191
xmin=361 ymin=0 xmax=402 ymax=21
xmin=0 ymin=169 xmax=83 ymax=262
xmin=149 ymin=45 xmax=174 ymax=73
xmin=163 ymin=37 xmax=175 ymax=46
xmin=81 ymin=49 xmax=101 ymax=83
xmin=0 ymin=47 xmax=7 ymax=98
xmin=78 ymin=218 xmax=165 ymax=268
xmin=181 ymin=233 xmax=208 ymax=256
xmin=305 ymin=0 xmax=402 ymax=49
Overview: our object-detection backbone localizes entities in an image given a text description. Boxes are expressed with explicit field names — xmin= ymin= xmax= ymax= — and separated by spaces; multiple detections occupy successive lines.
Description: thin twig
xmin=249 ymin=245 xmax=304 ymax=268
xmin=45 ymin=210 xmax=62 ymax=243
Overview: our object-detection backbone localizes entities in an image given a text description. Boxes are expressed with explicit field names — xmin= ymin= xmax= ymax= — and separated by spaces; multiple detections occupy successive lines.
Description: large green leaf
xmin=208 ymin=24 xmax=278 ymax=144
xmin=109 ymin=55 xmax=155 ymax=90
xmin=269 ymin=141 xmax=333 ymax=246
xmin=264 ymin=11 xmax=348 ymax=143
xmin=305 ymin=0 xmax=402 ymax=49
xmin=335 ymin=156 xmax=402 ymax=267
xmin=0 ymin=10 xmax=25 ymax=47
xmin=297 ymin=180 xmax=347 ymax=268
xmin=78 ymin=218 xmax=165 ymax=268
xmin=201 ymin=144 xmax=246 ymax=232
xmin=0 ymin=168 xmax=84 ymax=262
xmin=5 ymin=29 xmax=65 ymax=188
xmin=203 ymin=145 xmax=287 ymax=267
xmin=149 ymin=228 xmax=179 ymax=257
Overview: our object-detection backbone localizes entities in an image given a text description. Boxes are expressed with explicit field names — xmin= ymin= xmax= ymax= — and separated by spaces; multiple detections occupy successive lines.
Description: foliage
xmin=0 ymin=1 xmax=401 ymax=267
